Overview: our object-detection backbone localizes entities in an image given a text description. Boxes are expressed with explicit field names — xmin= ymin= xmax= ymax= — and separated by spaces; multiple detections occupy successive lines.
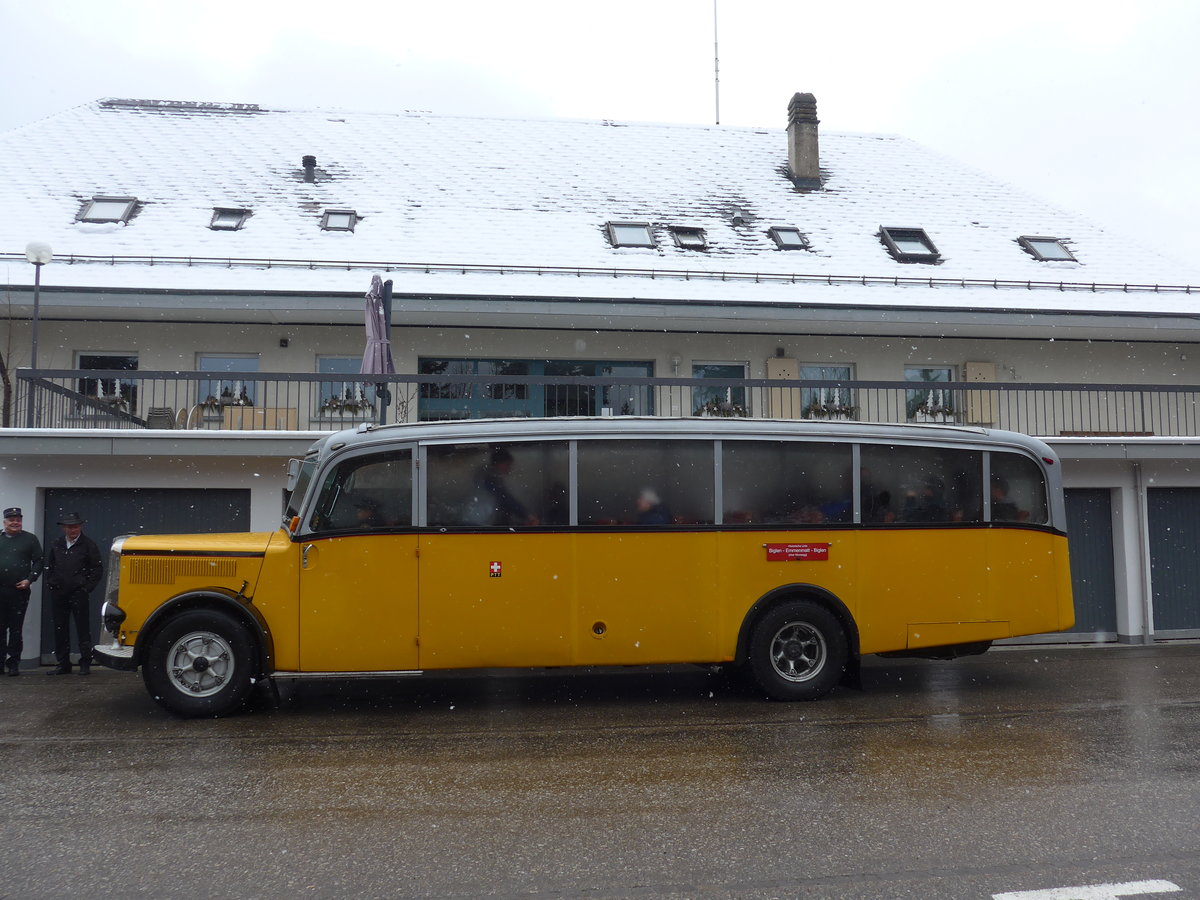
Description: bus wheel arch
xmin=738 ymin=586 xmax=858 ymax=701
xmin=137 ymin=593 xmax=269 ymax=718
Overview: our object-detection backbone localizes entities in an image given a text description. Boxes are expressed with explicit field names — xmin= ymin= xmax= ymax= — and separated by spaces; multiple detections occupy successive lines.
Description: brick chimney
xmin=786 ymin=93 xmax=820 ymax=190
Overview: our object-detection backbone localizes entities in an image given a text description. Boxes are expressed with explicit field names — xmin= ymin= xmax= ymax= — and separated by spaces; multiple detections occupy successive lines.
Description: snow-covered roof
xmin=1 ymin=98 xmax=1196 ymax=318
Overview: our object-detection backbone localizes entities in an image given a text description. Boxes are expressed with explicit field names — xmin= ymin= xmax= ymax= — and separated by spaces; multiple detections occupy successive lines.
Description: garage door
xmin=39 ymin=488 xmax=251 ymax=661
xmin=1064 ymin=488 xmax=1118 ymax=637
xmin=1147 ymin=487 xmax=1200 ymax=634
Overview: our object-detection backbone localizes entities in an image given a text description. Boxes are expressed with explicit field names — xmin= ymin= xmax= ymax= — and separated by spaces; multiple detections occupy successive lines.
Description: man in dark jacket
xmin=0 ymin=507 xmax=42 ymax=676
xmin=44 ymin=512 xmax=103 ymax=676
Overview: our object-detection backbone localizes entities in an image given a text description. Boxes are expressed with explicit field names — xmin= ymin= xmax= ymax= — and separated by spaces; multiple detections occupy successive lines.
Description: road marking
xmin=993 ymin=881 xmax=1182 ymax=900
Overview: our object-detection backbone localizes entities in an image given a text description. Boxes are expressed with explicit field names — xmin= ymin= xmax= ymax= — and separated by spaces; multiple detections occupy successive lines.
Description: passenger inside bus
xmin=473 ymin=446 xmax=540 ymax=526
xmin=634 ymin=488 xmax=671 ymax=525
xmin=990 ymin=476 xmax=1029 ymax=522
xmin=902 ymin=479 xmax=947 ymax=523
xmin=352 ymin=496 xmax=384 ymax=528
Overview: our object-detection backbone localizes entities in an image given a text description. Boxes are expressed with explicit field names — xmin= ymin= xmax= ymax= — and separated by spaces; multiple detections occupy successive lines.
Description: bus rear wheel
xmin=748 ymin=600 xmax=847 ymax=701
xmin=141 ymin=609 xmax=256 ymax=718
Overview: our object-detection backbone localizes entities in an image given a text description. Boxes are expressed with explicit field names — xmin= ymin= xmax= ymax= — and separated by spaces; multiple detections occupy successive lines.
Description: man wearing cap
xmin=44 ymin=512 xmax=103 ymax=676
xmin=0 ymin=507 xmax=42 ymax=676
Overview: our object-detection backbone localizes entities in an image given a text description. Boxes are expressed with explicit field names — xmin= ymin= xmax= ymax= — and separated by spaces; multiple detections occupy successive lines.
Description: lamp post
xmin=24 ymin=242 xmax=52 ymax=370
xmin=23 ymin=243 xmax=52 ymax=428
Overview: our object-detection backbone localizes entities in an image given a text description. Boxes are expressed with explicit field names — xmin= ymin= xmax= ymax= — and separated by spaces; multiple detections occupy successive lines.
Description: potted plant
xmin=913 ymin=390 xmax=957 ymax=423
xmin=321 ymin=389 xmax=371 ymax=417
xmin=695 ymin=397 xmax=749 ymax=417
xmin=100 ymin=393 xmax=128 ymax=412
xmin=803 ymin=399 xmax=857 ymax=420
xmin=226 ymin=387 xmax=253 ymax=407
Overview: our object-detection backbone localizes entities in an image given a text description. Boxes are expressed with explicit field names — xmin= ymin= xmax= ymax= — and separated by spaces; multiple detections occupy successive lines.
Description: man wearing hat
xmin=44 ymin=512 xmax=103 ymax=676
xmin=0 ymin=507 xmax=42 ymax=676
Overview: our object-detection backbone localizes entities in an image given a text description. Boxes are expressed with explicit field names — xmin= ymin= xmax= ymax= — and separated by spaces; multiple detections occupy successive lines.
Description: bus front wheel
xmin=141 ymin=609 xmax=256 ymax=718
xmin=748 ymin=600 xmax=847 ymax=701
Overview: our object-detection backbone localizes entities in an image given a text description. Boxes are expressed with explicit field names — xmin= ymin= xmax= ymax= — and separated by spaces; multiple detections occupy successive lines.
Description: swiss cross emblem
xmin=489 ymin=561 xmax=502 ymax=577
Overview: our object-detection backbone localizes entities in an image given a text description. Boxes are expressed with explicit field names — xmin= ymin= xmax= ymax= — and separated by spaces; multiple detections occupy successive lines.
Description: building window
xmin=321 ymin=209 xmax=358 ymax=232
xmin=198 ymin=354 xmax=259 ymax=408
xmin=692 ymin=362 xmax=749 ymax=417
xmin=77 ymin=196 xmax=137 ymax=224
xmin=318 ymin=357 xmax=376 ymax=417
xmin=1018 ymin=235 xmax=1077 ymax=262
xmin=418 ymin=358 xmax=654 ymax=419
xmin=670 ymin=226 xmax=707 ymax=250
xmin=905 ymin=365 xmax=956 ymax=420
xmin=606 ymin=222 xmax=655 ymax=248
xmin=77 ymin=353 xmax=138 ymax=411
xmin=880 ymin=226 xmax=940 ymax=263
xmin=800 ymin=364 xmax=855 ymax=419
xmin=768 ymin=226 xmax=809 ymax=250
xmin=210 ymin=208 xmax=250 ymax=231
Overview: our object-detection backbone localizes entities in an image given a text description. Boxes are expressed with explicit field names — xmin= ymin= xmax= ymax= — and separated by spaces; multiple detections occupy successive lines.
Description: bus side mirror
xmin=286 ymin=458 xmax=302 ymax=492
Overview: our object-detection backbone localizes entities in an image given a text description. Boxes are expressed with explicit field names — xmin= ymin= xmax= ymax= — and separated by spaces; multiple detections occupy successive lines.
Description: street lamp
xmin=24 ymin=242 xmax=52 ymax=370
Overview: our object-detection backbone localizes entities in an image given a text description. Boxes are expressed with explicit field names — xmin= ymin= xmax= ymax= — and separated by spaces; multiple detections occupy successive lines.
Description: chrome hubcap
xmin=166 ymin=631 xmax=233 ymax=696
xmin=769 ymin=622 xmax=826 ymax=682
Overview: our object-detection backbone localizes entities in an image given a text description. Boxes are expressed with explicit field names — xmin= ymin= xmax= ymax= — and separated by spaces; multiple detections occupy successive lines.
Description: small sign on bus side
xmin=764 ymin=542 xmax=830 ymax=562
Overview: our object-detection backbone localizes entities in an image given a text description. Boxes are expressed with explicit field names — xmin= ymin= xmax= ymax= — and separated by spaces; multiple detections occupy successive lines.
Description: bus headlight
xmin=100 ymin=600 xmax=126 ymax=640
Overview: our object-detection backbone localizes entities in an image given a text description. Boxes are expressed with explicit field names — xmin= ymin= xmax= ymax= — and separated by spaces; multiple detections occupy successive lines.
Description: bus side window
xmin=989 ymin=452 xmax=1047 ymax=524
xmin=427 ymin=441 xmax=567 ymax=527
xmin=578 ymin=439 xmax=714 ymax=526
xmin=309 ymin=450 xmax=412 ymax=531
xmin=722 ymin=440 xmax=851 ymax=525
xmin=860 ymin=445 xmax=982 ymax=525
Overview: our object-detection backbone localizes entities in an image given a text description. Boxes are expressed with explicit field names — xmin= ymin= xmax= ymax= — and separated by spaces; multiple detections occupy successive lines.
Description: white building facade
xmin=1 ymin=94 xmax=1198 ymax=663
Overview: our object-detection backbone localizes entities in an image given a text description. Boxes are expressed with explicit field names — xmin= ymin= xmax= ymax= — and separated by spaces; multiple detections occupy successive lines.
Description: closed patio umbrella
xmin=360 ymin=275 xmax=395 ymax=424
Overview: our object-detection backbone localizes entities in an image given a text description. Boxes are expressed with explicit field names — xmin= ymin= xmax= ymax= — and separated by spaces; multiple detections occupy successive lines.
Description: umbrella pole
xmin=378 ymin=279 xmax=394 ymax=426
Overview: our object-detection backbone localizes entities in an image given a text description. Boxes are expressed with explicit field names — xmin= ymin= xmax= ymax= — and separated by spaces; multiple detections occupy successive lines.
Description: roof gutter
xmin=0 ymin=252 xmax=1193 ymax=297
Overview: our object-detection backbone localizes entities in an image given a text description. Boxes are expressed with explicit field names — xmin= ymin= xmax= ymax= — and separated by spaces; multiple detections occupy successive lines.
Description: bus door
xmin=298 ymin=447 xmax=418 ymax=672
xmin=856 ymin=444 xmax=993 ymax=652
xmin=417 ymin=440 xmax=573 ymax=669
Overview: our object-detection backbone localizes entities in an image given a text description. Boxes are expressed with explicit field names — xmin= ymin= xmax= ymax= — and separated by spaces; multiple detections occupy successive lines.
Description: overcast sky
xmin=3 ymin=0 xmax=1197 ymax=269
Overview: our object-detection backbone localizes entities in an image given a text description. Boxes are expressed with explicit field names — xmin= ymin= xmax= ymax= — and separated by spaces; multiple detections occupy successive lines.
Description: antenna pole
xmin=713 ymin=0 xmax=720 ymax=125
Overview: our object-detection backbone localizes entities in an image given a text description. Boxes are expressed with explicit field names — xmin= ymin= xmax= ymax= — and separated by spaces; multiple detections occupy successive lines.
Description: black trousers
xmin=0 ymin=588 xmax=30 ymax=671
xmin=50 ymin=590 xmax=93 ymax=668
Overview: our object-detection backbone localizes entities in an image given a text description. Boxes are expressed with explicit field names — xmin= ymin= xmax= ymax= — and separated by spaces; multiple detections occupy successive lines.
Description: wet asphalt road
xmin=1 ymin=645 xmax=1199 ymax=900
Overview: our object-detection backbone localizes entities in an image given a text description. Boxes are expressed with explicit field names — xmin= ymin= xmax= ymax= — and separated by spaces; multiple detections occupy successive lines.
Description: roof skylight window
xmin=880 ymin=226 xmax=940 ymax=263
xmin=1018 ymin=235 xmax=1077 ymax=262
xmin=768 ymin=226 xmax=809 ymax=250
xmin=77 ymin=196 xmax=136 ymax=224
xmin=606 ymin=222 xmax=655 ymax=248
xmin=210 ymin=208 xmax=250 ymax=231
xmin=321 ymin=209 xmax=358 ymax=232
xmin=670 ymin=226 xmax=707 ymax=250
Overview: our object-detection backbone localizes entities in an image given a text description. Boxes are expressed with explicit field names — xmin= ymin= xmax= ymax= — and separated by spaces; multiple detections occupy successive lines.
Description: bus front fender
xmin=134 ymin=587 xmax=275 ymax=676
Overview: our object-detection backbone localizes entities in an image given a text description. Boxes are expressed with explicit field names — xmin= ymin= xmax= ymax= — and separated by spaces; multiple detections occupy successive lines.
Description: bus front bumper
xmin=93 ymin=641 xmax=138 ymax=672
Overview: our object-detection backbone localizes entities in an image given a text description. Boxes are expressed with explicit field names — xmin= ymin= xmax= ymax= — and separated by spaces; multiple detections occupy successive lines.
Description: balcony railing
xmin=9 ymin=369 xmax=1200 ymax=438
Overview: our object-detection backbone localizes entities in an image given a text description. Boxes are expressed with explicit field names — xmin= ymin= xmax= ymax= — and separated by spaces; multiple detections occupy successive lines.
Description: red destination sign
xmin=764 ymin=543 xmax=830 ymax=562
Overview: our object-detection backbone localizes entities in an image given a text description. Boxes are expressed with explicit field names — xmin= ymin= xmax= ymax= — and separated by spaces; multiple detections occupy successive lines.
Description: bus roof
xmin=306 ymin=417 xmax=1057 ymax=463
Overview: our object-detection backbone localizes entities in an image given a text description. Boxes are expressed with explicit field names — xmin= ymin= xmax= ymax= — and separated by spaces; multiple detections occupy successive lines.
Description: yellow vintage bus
xmin=95 ymin=417 xmax=1073 ymax=717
